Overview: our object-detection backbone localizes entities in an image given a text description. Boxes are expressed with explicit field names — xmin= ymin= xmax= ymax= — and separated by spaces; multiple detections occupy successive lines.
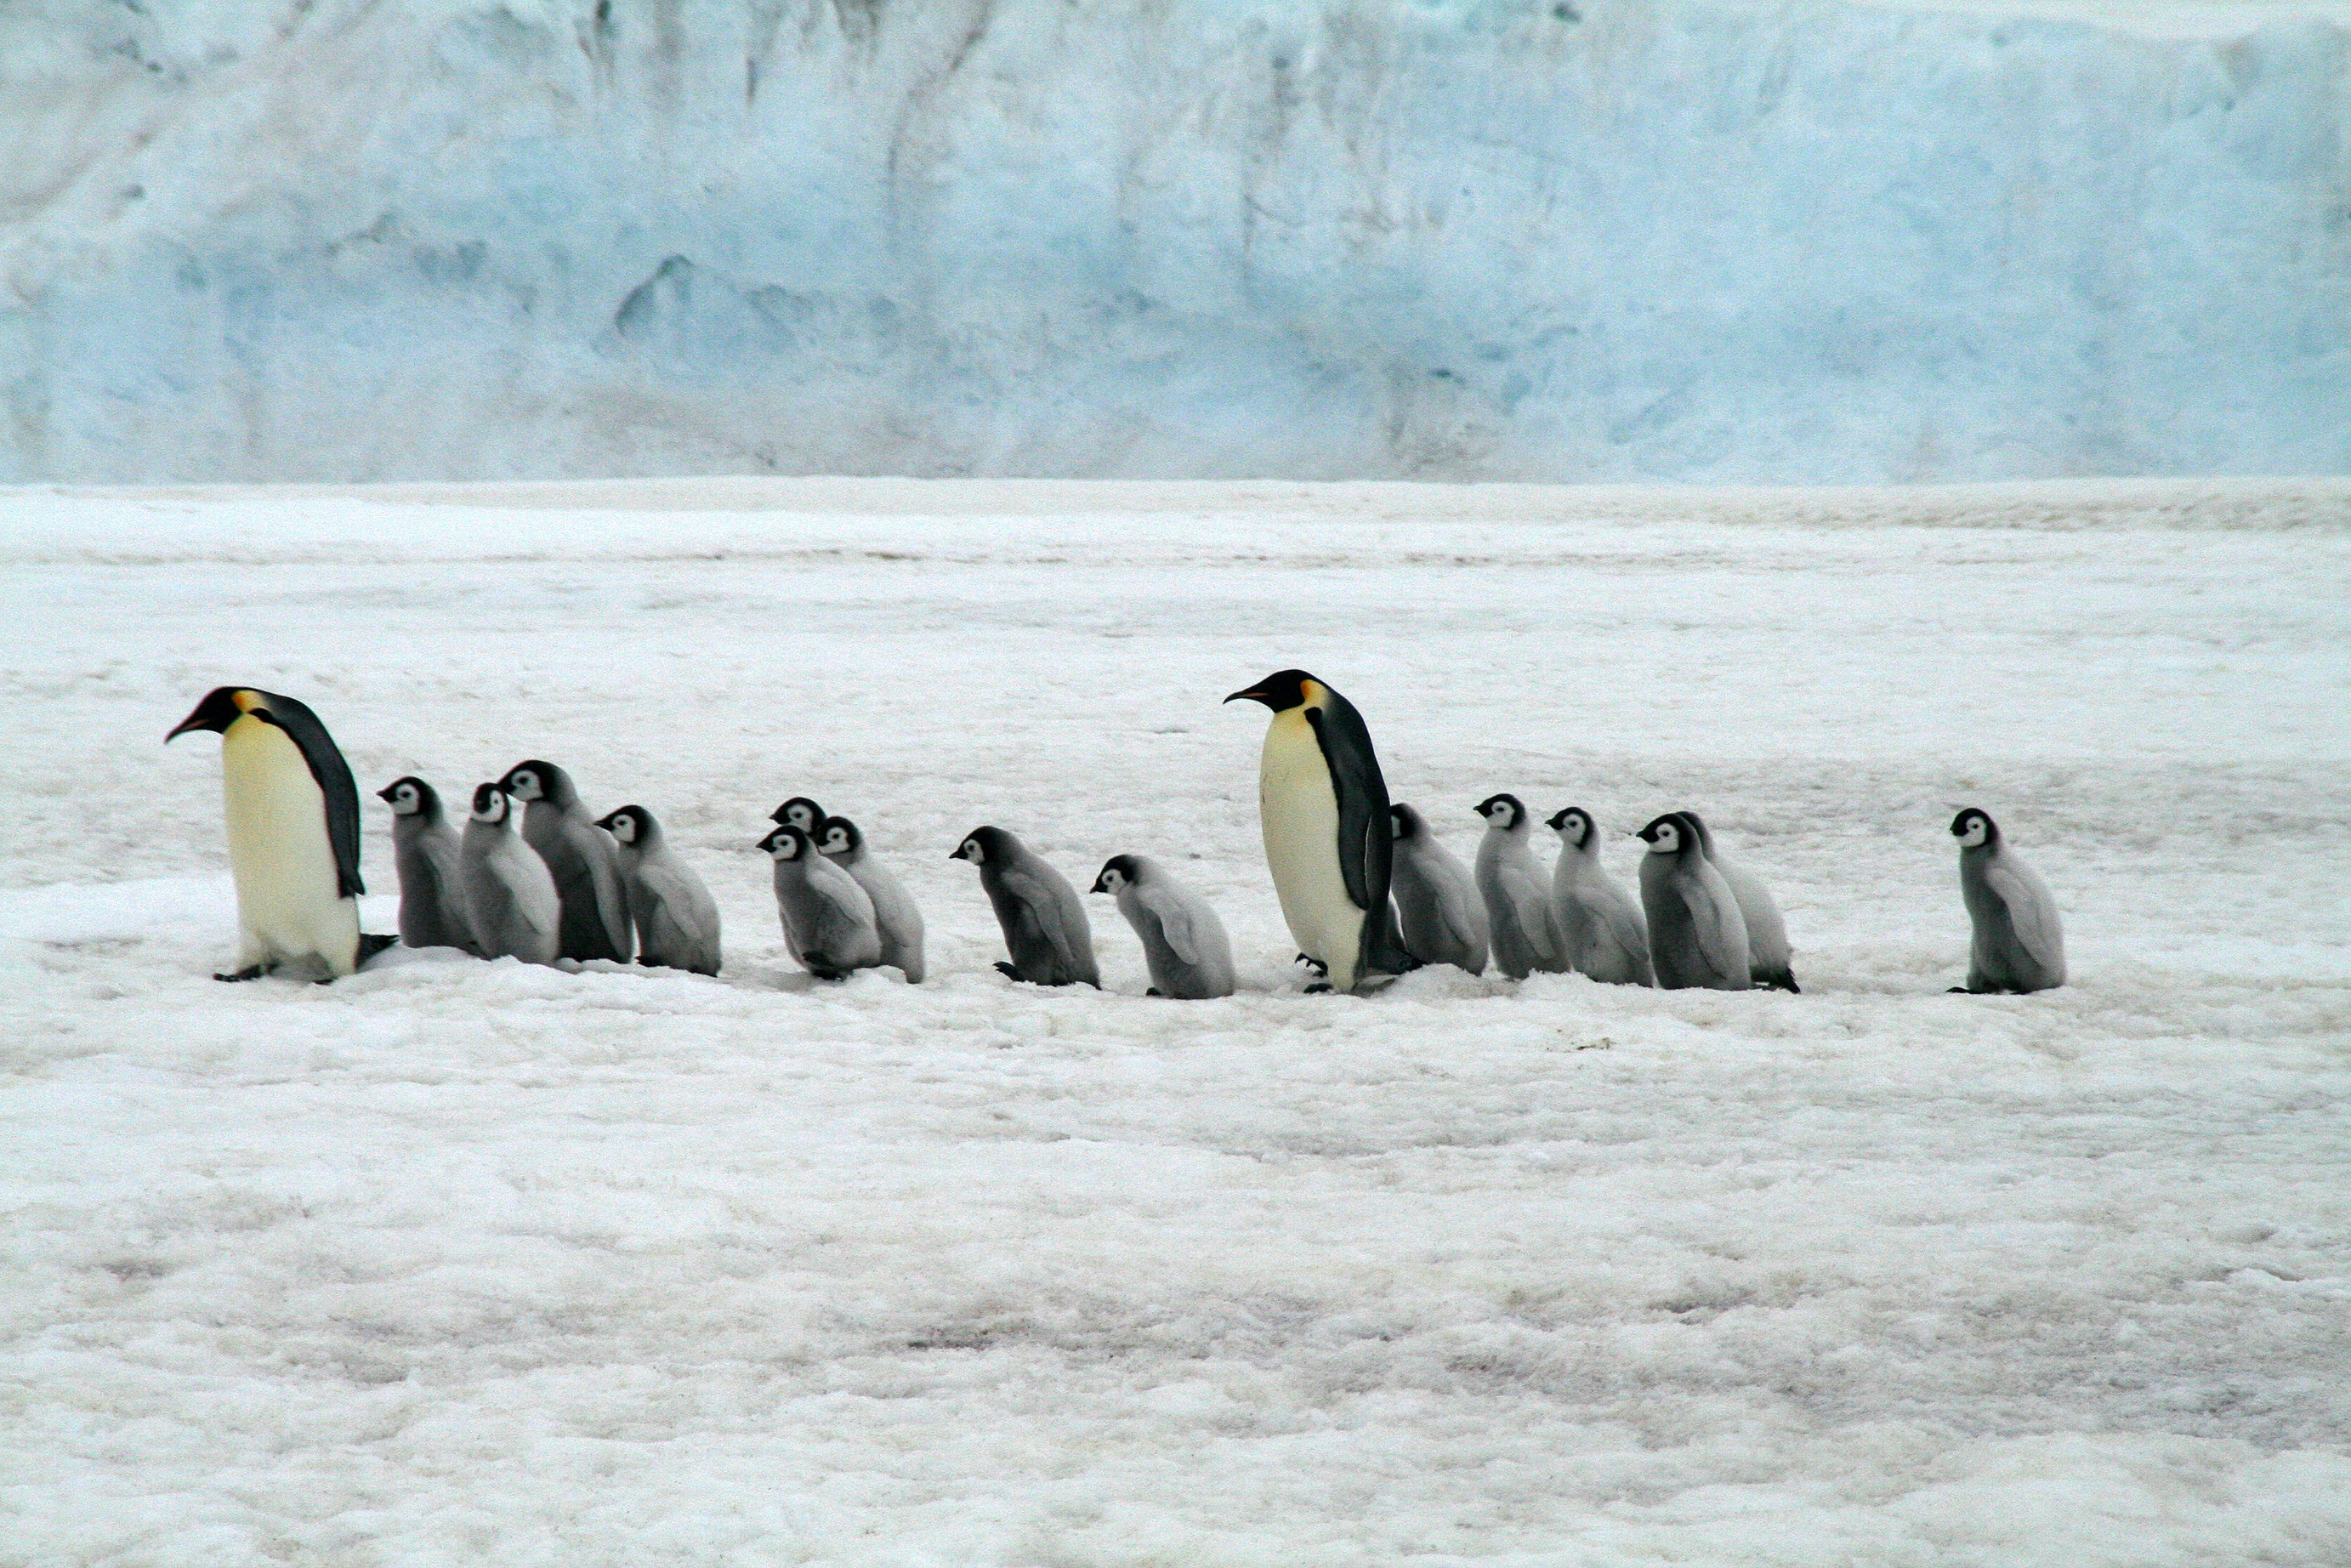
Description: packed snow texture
xmin=3 ymin=476 xmax=2348 ymax=1564
xmin=3 ymin=0 xmax=2348 ymax=486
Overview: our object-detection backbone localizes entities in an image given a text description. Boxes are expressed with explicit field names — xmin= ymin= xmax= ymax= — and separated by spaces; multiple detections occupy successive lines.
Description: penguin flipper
xmin=1984 ymin=861 xmax=2061 ymax=974
xmin=357 ymin=933 xmax=399 ymax=966
xmin=1135 ymin=882 xmax=1203 ymax=967
xmin=999 ymin=866 xmax=1082 ymax=980
xmin=1684 ymin=872 xmax=1749 ymax=986
xmin=247 ymin=692 xmax=366 ymax=899
xmin=1302 ymin=703 xmax=1411 ymax=974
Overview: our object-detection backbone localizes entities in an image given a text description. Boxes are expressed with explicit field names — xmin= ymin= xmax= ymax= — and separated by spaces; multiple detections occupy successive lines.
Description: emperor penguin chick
xmin=1225 ymin=670 xmax=1417 ymax=994
xmin=951 ymin=827 xmax=1099 ymax=987
xmin=168 ymin=686 xmax=395 ymax=982
xmin=599 ymin=805 xmax=722 ymax=976
xmin=818 ymin=815 xmax=926 ymax=983
xmin=1951 ymin=808 xmax=2065 ymax=993
xmin=1387 ymin=803 xmax=1488 ymax=974
xmin=1683 ymin=811 xmax=1798 ymax=992
xmin=1546 ymin=807 xmax=1654 ymax=986
xmin=499 ymin=760 xmax=632 ymax=963
xmin=458 ymin=783 xmax=562 ymax=966
xmin=771 ymin=797 xmax=827 ymax=833
xmin=1474 ymin=793 xmax=1568 ymax=981
xmin=1092 ymin=855 xmax=1236 ymax=999
xmin=1637 ymin=813 xmax=1751 ymax=991
xmin=378 ymin=776 xmax=480 ymax=954
xmin=760 ymin=823 xmax=882 ymax=980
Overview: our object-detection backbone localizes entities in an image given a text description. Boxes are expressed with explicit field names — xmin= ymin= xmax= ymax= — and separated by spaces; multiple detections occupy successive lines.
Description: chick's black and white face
xmin=764 ymin=829 xmax=803 ymax=861
xmin=470 ymin=786 xmax=508 ymax=824
xmin=1559 ymin=810 xmax=1589 ymax=846
xmin=1479 ymin=796 xmax=1521 ymax=829
xmin=506 ymin=769 xmax=542 ymax=801
xmin=388 ymin=782 xmax=422 ymax=816
xmin=955 ymin=838 xmax=985 ymax=865
xmin=1098 ymin=866 xmax=1127 ymax=892
xmin=821 ymin=825 xmax=852 ymax=855
xmin=784 ymin=800 xmax=822 ymax=832
xmin=1953 ymin=812 xmax=1991 ymax=849
xmin=608 ymin=811 xmax=639 ymax=844
xmin=1644 ymin=820 xmax=1680 ymax=854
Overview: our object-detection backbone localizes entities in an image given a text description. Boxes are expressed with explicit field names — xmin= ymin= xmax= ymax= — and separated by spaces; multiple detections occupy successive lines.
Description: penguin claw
xmin=214 ymin=964 xmax=270 ymax=982
xmin=994 ymin=961 xmax=1024 ymax=982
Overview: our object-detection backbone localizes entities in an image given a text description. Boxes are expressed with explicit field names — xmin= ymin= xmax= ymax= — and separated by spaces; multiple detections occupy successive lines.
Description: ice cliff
xmin=2 ymin=0 xmax=2345 ymax=483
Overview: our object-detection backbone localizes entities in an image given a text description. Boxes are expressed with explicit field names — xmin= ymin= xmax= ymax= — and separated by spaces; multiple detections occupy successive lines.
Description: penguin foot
xmin=1763 ymin=974 xmax=1801 ymax=993
xmin=357 ymin=933 xmax=399 ymax=966
xmin=1146 ymin=987 xmax=1163 ymax=997
xmin=1303 ymin=982 xmax=1333 ymax=995
xmin=994 ymin=962 xmax=1024 ymax=982
xmin=213 ymin=964 xmax=271 ymax=982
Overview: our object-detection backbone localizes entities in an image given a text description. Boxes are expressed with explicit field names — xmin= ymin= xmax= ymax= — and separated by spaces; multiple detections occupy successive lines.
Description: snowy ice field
xmin=3 ymin=475 xmax=2350 ymax=1564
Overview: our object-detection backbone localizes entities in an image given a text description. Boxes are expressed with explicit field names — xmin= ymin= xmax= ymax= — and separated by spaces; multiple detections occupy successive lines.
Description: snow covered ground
xmin=3 ymin=475 xmax=2348 ymax=1564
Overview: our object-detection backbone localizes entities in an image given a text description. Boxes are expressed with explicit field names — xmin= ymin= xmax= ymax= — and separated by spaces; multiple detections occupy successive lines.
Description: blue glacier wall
xmin=2 ymin=0 xmax=2345 ymax=483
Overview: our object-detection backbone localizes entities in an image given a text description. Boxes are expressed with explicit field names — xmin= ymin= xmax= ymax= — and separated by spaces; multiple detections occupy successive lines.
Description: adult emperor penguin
xmin=378 ymin=776 xmax=480 ymax=954
xmin=457 ymin=782 xmax=562 ymax=965
xmin=1474 ymin=793 xmax=1568 ymax=981
xmin=1683 ymin=811 xmax=1798 ymax=992
xmin=760 ymin=823 xmax=882 ymax=980
xmin=1091 ymin=855 xmax=1236 ymax=999
xmin=817 ymin=815 xmax=926 ymax=982
xmin=771 ymin=796 xmax=827 ymax=834
xmin=598 ymin=805 xmax=722 ymax=976
xmin=167 ymin=686 xmax=395 ymax=982
xmin=498 ymin=760 xmax=632 ymax=963
xmin=1636 ymin=812 xmax=1752 ymax=991
xmin=951 ymin=827 xmax=1099 ymax=987
xmin=1951 ymin=807 xmax=2066 ymax=993
xmin=1225 ymin=670 xmax=1417 ymax=994
xmin=1545 ymin=807 xmax=1654 ymax=986
xmin=1387 ymin=803 xmax=1488 ymax=974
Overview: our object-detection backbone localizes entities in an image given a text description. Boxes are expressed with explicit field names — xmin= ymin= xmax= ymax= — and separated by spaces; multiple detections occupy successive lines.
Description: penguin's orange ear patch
xmin=231 ymin=690 xmax=260 ymax=713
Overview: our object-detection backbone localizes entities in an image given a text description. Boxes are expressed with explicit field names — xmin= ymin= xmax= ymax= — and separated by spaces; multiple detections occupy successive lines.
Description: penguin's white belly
xmin=222 ymin=716 xmax=355 ymax=970
xmin=1259 ymin=711 xmax=1361 ymax=986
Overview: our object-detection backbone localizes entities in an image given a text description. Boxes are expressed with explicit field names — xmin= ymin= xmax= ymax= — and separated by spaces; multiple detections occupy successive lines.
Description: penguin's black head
xmin=1547 ymin=806 xmax=1592 ymax=846
xmin=379 ymin=776 xmax=440 ymax=819
xmin=1091 ymin=853 xmax=1140 ymax=894
xmin=817 ymin=815 xmax=863 ymax=857
xmin=950 ymin=825 xmax=1014 ymax=865
xmin=1224 ymin=670 xmax=1316 ymax=712
xmin=469 ymin=782 xmax=514 ymax=823
xmin=773 ymin=796 xmax=827 ymax=831
xmin=1476 ymin=793 xmax=1527 ymax=830
xmin=167 ymin=686 xmax=261 ymax=741
xmin=598 ymin=805 xmax=652 ymax=844
xmin=760 ymin=823 xmax=813 ymax=861
xmin=500 ymin=761 xmax=567 ymax=804
xmin=1388 ymin=803 xmax=1424 ymax=842
xmin=1951 ymin=808 xmax=1997 ymax=849
xmin=1637 ymin=813 xmax=1689 ymax=855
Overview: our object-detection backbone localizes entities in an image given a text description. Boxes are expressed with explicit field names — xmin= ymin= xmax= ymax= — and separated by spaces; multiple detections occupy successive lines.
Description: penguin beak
xmin=1224 ymin=686 xmax=1268 ymax=706
xmin=1089 ymin=875 xmax=1109 ymax=893
xmin=376 ymin=784 xmax=399 ymax=802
